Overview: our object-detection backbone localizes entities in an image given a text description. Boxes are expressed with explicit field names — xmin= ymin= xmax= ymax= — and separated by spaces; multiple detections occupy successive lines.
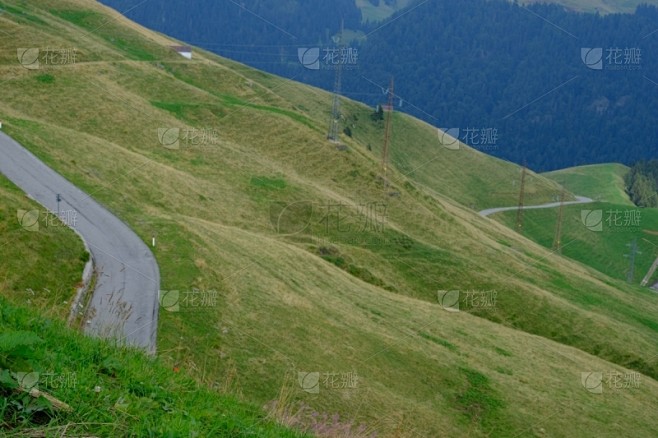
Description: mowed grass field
xmin=545 ymin=163 xmax=633 ymax=206
xmin=0 ymin=1 xmax=657 ymax=436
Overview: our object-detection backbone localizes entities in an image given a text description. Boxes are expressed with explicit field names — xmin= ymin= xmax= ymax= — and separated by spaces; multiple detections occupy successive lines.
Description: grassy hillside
xmin=0 ymin=301 xmax=305 ymax=437
xmin=545 ymin=163 xmax=633 ymax=206
xmin=0 ymin=1 xmax=657 ymax=436
xmin=0 ymin=175 xmax=87 ymax=318
xmin=0 ymin=173 xmax=301 ymax=436
xmin=356 ymin=0 xmax=417 ymax=22
xmin=493 ymin=201 xmax=658 ymax=285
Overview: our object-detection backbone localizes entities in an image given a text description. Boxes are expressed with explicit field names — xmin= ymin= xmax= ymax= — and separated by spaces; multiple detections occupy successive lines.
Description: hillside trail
xmin=478 ymin=196 xmax=594 ymax=217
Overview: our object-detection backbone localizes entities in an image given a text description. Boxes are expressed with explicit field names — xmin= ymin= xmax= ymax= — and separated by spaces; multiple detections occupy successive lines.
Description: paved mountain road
xmin=478 ymin=195 xmax=658 ymax=291
xmin=0 ymin=131 xmax=159 ymax=353
xmin=478 ymin=196 xmax=594 ymax=217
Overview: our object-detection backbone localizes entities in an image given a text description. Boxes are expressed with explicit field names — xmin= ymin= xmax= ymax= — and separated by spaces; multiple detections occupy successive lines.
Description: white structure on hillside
xmin=171 ymin=46 xmax=192 ymax=60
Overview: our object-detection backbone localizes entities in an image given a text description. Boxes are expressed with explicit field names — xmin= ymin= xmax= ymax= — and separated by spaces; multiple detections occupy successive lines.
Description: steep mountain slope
xmin=492 ymin=202 xmax=658 ymax=285
xmin=1 ymin=1 xmax=658 ymax=436
xmin=0 ymin=175 xmax=87 ymax=319
xmin=0 ymin=173 xmax=300 ymax=436
xmin=492 ymin=164 xmax=658 ymax=286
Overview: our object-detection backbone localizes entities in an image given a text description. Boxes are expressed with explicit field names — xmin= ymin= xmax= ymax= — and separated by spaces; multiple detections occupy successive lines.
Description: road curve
xmin=479 ymin=195 xmax=658 ymax=291
xmin=478 ymin=196 xmax=594 ymax=217
xmin=0 ymin=131 xmax=159 ymax=354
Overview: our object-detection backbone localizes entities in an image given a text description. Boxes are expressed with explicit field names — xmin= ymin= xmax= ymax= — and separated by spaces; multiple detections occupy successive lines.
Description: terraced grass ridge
xmin=0 ymin=1 xmax=657 ymax=436
xmin=545 ymin=163 xmax=633 ymax=206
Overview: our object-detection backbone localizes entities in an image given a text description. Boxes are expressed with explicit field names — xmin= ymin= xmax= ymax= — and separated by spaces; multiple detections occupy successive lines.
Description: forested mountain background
xmin=100 ymin=0 xmax=658 ymax=171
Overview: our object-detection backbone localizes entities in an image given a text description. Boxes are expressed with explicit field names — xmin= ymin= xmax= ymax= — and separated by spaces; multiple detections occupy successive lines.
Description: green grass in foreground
xmin=0 ymin=297 xmax=304 ymax=437
xmin=0 ymin=173 xmax=303 ymax=436
xmin=0 ymin=175 xmax=87 ymax=320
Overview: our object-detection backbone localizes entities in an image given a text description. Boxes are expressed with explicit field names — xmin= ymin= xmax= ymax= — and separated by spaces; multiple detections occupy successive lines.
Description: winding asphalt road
xmin=0 ymin=131 xmax=159 ymax=354
xmin=478 ymin=196 xmax=594 ymax=217
xmin=478 ymin=195 xmax=658 ymax=290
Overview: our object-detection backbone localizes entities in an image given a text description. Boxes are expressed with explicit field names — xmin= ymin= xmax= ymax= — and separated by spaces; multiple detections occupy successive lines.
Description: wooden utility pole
xmin=640 ymin=241 xmax=658 ymax=286
xmin=625 ymin=238 xmax=641 ymax=284
xmin=552 ymin=189 xmax=566 ymax=253
xmin=327 ymin=20 xmax=344 ymax=143
xmin=382 ymin=77 xmax=394 ymax=185
xmin=515 ymin=165 xmax=527 ymax=232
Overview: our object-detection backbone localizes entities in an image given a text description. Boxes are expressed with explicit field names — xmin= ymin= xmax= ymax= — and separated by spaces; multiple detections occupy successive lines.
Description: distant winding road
xmin=0 ymin=132 xmax=159 ymax=353
xmin=478 ymin=196 xmax=594 ymax=217
xmin=478 ymin=195 xmax=658 ymax=290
